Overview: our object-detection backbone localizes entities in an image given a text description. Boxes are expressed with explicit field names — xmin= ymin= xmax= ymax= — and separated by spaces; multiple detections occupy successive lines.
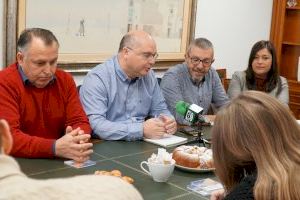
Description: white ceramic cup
xmin=140 ymin=159 xmax=175 ymax=182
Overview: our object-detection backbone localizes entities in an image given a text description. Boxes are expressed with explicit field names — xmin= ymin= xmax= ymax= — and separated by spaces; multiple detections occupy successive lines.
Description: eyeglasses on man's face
xmin=126 ymin=47 xmax=158 ymax=60
xmin=188 ymin=55 xmax=214 ymax=67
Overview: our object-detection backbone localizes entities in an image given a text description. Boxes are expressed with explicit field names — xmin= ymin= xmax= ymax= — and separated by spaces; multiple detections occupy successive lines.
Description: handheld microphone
xmin=175 ymin=101 xmax=204 ymax=124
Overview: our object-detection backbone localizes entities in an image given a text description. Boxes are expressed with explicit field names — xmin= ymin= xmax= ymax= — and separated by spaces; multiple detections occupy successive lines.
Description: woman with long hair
xmin=211 ymin=91 xmax=300 ymax=200
xmin=227 ymin=40 xmax=289 ymax=105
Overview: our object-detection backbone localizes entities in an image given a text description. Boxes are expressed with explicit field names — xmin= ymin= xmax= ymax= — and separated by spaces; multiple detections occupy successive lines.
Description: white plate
xmin=175 ymin=164 xmax=215 ymax=173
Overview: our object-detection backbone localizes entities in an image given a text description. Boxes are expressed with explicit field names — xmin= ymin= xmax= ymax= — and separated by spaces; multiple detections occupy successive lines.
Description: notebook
xmin=144 ymin=135 xmax=187 ymax=147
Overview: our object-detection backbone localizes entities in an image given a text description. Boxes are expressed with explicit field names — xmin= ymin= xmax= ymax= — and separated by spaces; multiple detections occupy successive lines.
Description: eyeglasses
xmin=188 ymin=55 xmax=214 ymax=67
xmin=126 ymin=47 xmax=158 ymax=60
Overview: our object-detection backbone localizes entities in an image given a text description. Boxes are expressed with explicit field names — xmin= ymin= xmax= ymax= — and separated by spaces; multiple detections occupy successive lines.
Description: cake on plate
xmin=172 ymin=145 xmax=214 ymax=169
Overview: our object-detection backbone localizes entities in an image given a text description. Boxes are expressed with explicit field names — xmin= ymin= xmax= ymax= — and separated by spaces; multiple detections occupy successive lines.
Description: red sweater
xmin=0 ymin=63 xmax=91 ymax=158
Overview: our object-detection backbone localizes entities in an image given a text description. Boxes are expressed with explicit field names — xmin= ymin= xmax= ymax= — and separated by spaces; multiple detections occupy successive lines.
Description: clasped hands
xmin=143 ymin=115 xmax=177 ymax=139
xmin=55 ymin=126 xmax=93 ymax=163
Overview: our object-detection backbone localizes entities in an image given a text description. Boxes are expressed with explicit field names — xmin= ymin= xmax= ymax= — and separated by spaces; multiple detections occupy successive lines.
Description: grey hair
xmin=187 ymin=38 xmax=214 ymax=54
xmin=17 ymin=28 xmax=59 ymax=53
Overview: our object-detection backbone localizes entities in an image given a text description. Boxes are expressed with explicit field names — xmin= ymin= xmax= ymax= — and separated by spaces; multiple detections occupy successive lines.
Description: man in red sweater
xmin=0 ymin=28 xmax=93 ymax=162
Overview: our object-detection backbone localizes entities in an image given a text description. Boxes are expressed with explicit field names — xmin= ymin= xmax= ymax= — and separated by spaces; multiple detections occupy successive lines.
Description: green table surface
xmin=16 ymin=127 xmax=216 ymax=200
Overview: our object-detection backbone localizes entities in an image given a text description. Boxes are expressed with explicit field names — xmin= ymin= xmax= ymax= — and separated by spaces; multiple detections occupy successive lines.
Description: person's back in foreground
xmin=211 ymin=91 xmax=300 ymax=200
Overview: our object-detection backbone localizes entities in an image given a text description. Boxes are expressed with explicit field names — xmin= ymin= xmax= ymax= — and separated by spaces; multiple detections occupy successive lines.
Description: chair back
xmin=157 ymin=77 xmax=162 ymax=85
xmin=77 ymin=85 xmax=82 ymax=93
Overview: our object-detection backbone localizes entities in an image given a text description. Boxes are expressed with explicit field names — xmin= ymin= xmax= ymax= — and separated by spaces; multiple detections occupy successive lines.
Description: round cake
xmin=172 ymin=145 xmax=214 ymax=169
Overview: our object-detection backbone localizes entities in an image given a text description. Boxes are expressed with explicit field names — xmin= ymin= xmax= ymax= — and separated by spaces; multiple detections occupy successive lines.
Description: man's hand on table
xmin=55 ymin=126 xmax=93 ymax=162
xmin=143 ymin=115 xmax=177 ymax=139
xmin=159 ymin=115 xmax=177 ymax=135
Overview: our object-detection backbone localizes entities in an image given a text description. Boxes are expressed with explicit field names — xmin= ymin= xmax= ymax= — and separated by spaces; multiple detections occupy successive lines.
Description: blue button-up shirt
xmin=160 ymin=63 xmax=229 ymax=124
xmin=80 ymin=55 xmax=172 ymax=141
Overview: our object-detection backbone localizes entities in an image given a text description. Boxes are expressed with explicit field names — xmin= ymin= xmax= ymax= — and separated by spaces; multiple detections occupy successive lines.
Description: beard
xmin=191 ymin=75 xmax=204 ymax=85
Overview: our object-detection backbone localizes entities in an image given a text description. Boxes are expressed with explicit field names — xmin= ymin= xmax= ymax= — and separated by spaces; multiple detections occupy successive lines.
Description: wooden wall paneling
xmin=288 ymin=80 xmax=300 ymax=119
xmin=270 ymin=0 xmax=286 ymax=65
xmin=283 ymin=9 xmax=300 ymax=44
xmin=281 ymin=45 xmax=300 ymax=80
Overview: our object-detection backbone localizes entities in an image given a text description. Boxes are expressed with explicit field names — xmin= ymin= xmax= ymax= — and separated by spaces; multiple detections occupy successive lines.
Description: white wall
xmin=195 ymin=0 xmax=273 ymax=78
xmin=72 ymin=74 xmax=86 ymax=86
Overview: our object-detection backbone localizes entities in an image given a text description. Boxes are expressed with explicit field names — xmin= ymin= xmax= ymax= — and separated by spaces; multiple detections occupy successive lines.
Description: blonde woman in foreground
xmin=211 ymin=91 xmax=300 ymax=200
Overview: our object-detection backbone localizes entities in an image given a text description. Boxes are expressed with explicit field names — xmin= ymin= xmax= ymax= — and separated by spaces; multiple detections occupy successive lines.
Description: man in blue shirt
xmin=80 ymin=31 xmax=177 ymax=141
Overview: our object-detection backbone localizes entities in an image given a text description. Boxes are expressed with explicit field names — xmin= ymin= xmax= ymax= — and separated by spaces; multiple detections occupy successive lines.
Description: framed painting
xmin=17 ymin=0 xmax=194 ymax=64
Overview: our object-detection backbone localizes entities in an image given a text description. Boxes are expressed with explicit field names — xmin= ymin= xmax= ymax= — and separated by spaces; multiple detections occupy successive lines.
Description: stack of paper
xmin=144 ymin=135 xmax=187 ymax=147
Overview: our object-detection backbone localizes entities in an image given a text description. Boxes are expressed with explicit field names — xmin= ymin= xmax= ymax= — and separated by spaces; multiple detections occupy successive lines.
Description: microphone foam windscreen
xmin=175 ymin=101 xmax=189 ymax=116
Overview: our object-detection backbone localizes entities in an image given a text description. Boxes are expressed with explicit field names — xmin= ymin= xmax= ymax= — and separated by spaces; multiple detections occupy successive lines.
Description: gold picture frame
xmin=17 ymin=0 xmax=194 ymax=64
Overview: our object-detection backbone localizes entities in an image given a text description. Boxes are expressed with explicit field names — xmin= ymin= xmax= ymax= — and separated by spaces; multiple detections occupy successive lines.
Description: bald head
xmin=118 ymin=31 xmax=155 ymax=52
xmin=117 ymin=30 xmax=157 ymax=78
